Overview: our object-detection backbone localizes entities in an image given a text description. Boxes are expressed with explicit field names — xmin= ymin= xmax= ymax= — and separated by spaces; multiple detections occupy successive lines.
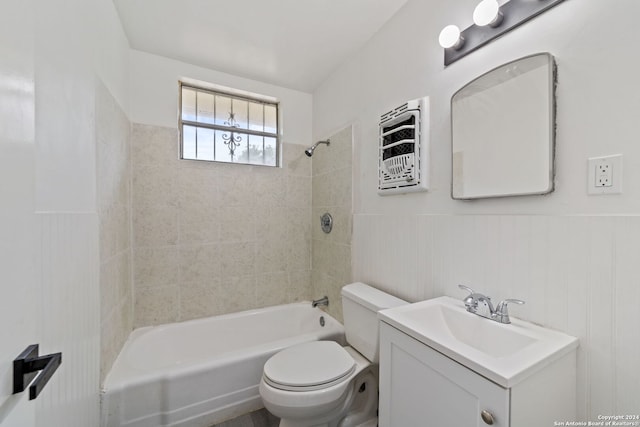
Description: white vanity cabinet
xmin=378 ymin=321 xmax=577 ymax=427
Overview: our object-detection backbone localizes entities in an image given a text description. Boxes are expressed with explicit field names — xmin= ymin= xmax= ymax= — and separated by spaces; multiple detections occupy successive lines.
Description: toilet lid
xmin=263 ymin=341 xmax=356 ymax=390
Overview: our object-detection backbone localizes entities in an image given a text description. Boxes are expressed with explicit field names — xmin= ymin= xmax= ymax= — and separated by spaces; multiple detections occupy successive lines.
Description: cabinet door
xmin=379 ymin=322 xmax=509 ymax=427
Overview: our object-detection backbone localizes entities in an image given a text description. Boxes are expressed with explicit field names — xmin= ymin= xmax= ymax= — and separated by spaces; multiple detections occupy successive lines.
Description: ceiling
xmin=113 ymin=0 xmax=408 ymax=92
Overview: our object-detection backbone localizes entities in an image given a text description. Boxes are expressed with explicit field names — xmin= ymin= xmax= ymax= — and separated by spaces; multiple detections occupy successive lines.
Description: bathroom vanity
xmin=377 ymin=297 xmax=578 ymax=427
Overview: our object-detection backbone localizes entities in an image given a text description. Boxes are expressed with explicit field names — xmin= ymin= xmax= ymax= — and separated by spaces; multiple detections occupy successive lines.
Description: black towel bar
xmin=13 ymin=344 xmax=62 ymax=400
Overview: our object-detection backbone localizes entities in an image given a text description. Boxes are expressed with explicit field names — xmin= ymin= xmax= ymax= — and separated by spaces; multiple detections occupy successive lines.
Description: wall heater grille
xmin=378 ymin=97 xmax=429 ymax=195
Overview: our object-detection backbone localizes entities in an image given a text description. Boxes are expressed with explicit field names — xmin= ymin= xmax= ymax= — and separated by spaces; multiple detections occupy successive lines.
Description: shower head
xmin=304 ymin=139 xmax=330 ymax=157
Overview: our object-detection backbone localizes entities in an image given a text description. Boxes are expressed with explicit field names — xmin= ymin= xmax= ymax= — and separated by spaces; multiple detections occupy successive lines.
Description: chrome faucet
xmin=312 ymin=296 xmax=329 ymax=308
xmin=458 ymin=285 xmax=524 ymax=324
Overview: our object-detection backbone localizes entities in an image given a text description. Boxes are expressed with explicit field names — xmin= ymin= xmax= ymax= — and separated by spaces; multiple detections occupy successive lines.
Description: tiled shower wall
xmin=131 ymin=124 xmax=313 ymax=327
xmin=353 ymin=214 xmax=640 ymax=419
xmin=96 ymin=80 xmax=133 ymax=380
xmin=311 ymin=126 xmax=353 ymax=321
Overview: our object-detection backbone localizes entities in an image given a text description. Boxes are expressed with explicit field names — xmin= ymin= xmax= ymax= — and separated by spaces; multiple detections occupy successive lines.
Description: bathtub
xmin=101 ymin=302 xmax=345 ymax=427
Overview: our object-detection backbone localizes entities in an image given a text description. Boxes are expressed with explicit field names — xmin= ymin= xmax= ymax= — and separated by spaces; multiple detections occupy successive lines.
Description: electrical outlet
xmin=588 ymin=154 xmax=622 ymax=195
xmin=595 ymin=163 xmax=612 ymax=187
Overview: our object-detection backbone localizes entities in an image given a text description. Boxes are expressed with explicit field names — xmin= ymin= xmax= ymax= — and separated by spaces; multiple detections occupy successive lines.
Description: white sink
xmin=378 ymin=296 xmax=578 ymax=387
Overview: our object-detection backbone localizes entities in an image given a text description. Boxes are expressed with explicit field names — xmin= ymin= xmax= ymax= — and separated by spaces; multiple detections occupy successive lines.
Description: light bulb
xmin=473 ymin=0 xmax=503 ymax=27
xmin=439 ymin=25 xmax=464 ymax=50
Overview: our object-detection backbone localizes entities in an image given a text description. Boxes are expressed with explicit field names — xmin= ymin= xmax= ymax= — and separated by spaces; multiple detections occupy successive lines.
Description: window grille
xmin=179 ymin=83 xmax=279 ymax=166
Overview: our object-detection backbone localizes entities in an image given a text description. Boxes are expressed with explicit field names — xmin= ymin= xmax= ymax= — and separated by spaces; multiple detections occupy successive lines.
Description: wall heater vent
xmin=378 ymin=97 xmax=429 ymax=195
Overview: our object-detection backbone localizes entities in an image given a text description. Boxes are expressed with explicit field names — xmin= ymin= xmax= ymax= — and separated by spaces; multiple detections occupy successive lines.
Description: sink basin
xmin=378 ymin=296 xmax=578 ymax=387
xmin=438 ymin=304 xmax=535 ymax=357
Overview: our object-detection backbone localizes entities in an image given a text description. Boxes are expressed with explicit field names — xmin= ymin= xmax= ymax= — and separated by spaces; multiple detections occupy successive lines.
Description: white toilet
xmin=259 ymin=282 xmax=407 ymax=427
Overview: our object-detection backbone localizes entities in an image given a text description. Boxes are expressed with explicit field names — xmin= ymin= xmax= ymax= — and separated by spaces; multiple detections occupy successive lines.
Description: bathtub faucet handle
xmin=312 ymin=296 xmax=329 ymax=308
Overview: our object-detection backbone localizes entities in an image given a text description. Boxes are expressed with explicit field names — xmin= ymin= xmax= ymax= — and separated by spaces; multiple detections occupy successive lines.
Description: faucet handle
xmin=495 ymin=299 xmax=525 ymax=324
xmin=458 ymin=285 xmax=478 ymax=312
xmin=458 ymin=284 xmax=475 ymax=295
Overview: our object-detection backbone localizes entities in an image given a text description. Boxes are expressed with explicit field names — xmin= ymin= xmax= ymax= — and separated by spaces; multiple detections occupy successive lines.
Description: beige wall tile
xmin=215 ymin=275 xmax=257 ymax=314
xmin=287 ymin=236 xmax=311 ymax=271
xmin=179 ymin=203 xmax=220 ymax=244
xmin=132 ymin=203 xmax=179 ymax=247
xmin=256 ymin=271 xmax=289 ymax=307
xmin=97 ymin=80 xmax=133 ymax=382
xmin=309 ymin=142 xmax=333 ymax=177
xmin=220 ymin=205 xmax=256 ymax=242
xmin=134 ymin=285 xmax=180 ymax=327
xmin=115 ymin=202 xmax=131 ymax=252
xmin=218 ymin=172 xmax=257 ymax=208
xmin=329 ymin=206 xmax=352 ymax=245
xmin=254 ymin=170 xmax=286 ymax=208
xmin=255 ymin=206 xmax=288 ymax=242
xmin=100 ymin=207 xmax=118 ymax=260
xmin=131 ymin=124 xmax=179 ymax=167
xmin=255 ymin=240 xmax=288 ymax=274
xmin=283 ymin=143 xmax=312 ymax=177
xmin=332 ymin=243 xmax=352 ymax=284
xmin=332 ymin=168 xmax=353 ymax=208
xmin=178 ymin=244 xmax=220 ymax=283
xmin=100 ymin=316 xmax=118 ymax=381
xmin=131 ymin=126 xmax=319 ymax=329
xmin=311 ymin=173 xmax=332 ymax=208
xmin=288 ymin=270 xmax=312 ymax=303
xmin=311 ymin=269 xmax=344 ymax=322
xmin=179 ymin=279 xmax=220 ymax=321
xmin=133 ymin=246 xmax=180 ymax=288
xmin=177 ymin=166 xmax=219 ymax=209
xmin=311 ymin=126 xmax=353 ymax=323
xmin=311 ymin=208 xmax=352 ymax=245
xmin=287 ymin=175 xmax=311 ymax=208
xmin=218 ymin=241 xmax=257 ymax=278
xmin=133 ymin=164 xmax=178 ymax=208
xmin=100 ymin=259 xmax=118 ymax=321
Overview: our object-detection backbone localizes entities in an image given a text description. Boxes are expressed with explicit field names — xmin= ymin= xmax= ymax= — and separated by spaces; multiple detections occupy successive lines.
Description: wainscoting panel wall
xmin=353 ymin=214 xmax=640 ymax=419
xmin=36 ymin=213 xmax=100 ymax=427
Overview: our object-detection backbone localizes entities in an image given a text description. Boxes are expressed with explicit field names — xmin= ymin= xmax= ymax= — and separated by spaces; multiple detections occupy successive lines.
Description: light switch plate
xmin=588 ymin=154 xmax=622 ymax=195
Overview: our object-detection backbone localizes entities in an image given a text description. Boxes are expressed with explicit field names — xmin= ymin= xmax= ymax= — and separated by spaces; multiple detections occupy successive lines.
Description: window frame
xmin=178 ymin=82 xmax=280 ymax=167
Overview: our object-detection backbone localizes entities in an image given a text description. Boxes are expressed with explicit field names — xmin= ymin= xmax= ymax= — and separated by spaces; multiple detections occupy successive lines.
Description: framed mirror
xmin=451 ymin=53 xmax=556 ymax=199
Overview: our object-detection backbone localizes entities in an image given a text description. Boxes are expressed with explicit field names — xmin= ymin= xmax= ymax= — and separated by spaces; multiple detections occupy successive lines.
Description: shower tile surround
xmin=97 ymin=81 xmax=133 ymax=381
xmin=131 ymin=124 xmax=313 ymax=326
xmin=311 ymin=126 xmax=353 ymax=322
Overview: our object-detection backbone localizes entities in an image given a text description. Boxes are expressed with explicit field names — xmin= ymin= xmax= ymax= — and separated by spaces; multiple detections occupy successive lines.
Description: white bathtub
xmin=101 ymin=302 xmax=345 ymax=427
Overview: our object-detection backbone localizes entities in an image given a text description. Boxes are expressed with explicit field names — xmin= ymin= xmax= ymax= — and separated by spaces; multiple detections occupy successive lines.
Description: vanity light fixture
xmin=473 ymin=0 xmax=503 ymax=27
xmin=438 ymin=25 xmax=464 ymax=50
xmin=439 ymin=0 xmax=567 ymax=66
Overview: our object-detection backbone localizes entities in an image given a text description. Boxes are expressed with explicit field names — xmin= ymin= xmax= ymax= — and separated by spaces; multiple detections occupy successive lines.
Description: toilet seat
xmin=263 ymin=341 xmax=356 ymax=392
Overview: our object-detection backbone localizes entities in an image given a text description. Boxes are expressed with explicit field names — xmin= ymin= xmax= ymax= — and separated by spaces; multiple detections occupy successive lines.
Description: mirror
xmin=451 ymin=53 xmax=556 ymax=199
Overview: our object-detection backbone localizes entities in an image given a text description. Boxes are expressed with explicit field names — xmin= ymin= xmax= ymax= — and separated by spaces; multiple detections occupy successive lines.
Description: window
xmin=179 ymin=83 xmax=279 ymax=166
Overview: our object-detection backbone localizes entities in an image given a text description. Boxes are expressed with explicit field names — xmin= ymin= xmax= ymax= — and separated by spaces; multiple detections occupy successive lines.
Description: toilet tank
xmin=341 ymin=283 xmax=407 ymax=363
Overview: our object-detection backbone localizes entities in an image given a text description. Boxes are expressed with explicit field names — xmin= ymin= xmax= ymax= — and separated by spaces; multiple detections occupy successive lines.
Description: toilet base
xmin=278 ymin=416 xmax=377 ymax=427
xmin=275 ymin=370 xmax=378 ymax=427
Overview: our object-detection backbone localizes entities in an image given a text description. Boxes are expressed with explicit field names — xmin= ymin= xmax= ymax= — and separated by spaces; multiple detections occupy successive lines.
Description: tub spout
xmin=312 ymin=296 xmax=329 ymax=308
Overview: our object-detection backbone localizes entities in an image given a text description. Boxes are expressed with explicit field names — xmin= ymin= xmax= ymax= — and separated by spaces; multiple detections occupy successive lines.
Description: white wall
xmin=93 ymin=0 xmax=131 ymax=116
xmin=314 ymin=0 xmax=640 ymax=216
xmin=0 ymin=0 xmax=37 ymax=424
xmin=129 ymin=49 xmax=312 ymax=146
xmin=313 ymin=0 xmax=640 ymax=420
xmin=0 ymin=0 xmax=130 ymax=425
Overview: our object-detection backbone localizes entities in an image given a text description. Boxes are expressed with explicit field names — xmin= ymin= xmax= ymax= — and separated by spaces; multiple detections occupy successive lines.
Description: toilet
xmin=259 ymin=282 xmax=407 ymax=427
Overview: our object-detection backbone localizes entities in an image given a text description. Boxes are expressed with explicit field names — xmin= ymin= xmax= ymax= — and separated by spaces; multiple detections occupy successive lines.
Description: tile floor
xmin=212 ymin=408 xmax=280 ymax=427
